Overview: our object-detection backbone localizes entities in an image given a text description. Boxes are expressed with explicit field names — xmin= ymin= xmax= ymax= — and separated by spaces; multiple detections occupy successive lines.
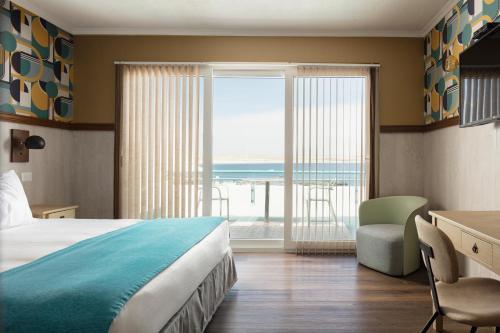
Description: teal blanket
xmin=0 ymin=217 xmax=225 ymax=333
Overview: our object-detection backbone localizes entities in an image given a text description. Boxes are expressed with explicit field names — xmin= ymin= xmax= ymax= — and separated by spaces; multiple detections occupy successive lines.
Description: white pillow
xmin=0 ymin=170 xmax=33 ymax=229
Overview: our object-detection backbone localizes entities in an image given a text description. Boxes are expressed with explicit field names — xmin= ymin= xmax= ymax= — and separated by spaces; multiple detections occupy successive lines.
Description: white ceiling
xmin=16 ymin=0 xmax=456 ymax=37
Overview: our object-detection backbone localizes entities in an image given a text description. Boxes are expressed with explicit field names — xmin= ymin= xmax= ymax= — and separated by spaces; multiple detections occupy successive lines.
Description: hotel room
xmin=0 ymin=0 xmax=499 ymax=332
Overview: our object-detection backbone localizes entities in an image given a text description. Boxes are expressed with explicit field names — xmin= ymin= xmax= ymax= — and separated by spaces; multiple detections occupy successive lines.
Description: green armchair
xmin=356 ymin=196 xmax=428 ymax=276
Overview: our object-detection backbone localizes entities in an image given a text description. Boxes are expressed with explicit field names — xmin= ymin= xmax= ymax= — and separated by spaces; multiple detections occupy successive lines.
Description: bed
xmin=0 ymin=217 xmax=236 ymax=333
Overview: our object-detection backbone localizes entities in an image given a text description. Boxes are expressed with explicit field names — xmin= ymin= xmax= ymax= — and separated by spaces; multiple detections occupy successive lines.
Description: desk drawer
xmin=461 ymin=232 xmax=493 ymax=267
xmin=436 ymin=219 xmax=461 ymax=249
xmin=47 ymin=209 xmax=75 ymax=219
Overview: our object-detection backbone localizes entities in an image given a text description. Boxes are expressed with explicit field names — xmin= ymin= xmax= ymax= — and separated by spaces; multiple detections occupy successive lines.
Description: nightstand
xmin=31 ymin=205 xmax=79 ymax=219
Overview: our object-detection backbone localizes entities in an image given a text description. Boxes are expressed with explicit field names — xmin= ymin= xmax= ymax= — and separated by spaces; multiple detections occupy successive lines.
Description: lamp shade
xmin=25 ymin=135 xmax=45 ymax=149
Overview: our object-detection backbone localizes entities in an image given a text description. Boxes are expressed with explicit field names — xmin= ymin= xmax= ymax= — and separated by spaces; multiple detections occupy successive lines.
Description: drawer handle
xmin=472 ymin=243 xmax=479 ymax=254
xmin=59 ymin=216 xmax=65 ymax=218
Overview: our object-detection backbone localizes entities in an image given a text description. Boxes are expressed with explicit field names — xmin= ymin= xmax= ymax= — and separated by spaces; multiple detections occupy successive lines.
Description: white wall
xmin=379 ymin=132 xmax=424 ymax=197
xmin=72 ymin=131 xmax=114 ymax=218
xmin=423 ymin=122 xmax=500 ymax=211
xmin=0 ymin=121 xmax=74 ymax=206
xmin=379 ymin=123 xmax=500 ymax=209
xmin=423 ymin=122 xmax=500 ymax=279
xmin=0 ymin=121 xmax=114 ymax=219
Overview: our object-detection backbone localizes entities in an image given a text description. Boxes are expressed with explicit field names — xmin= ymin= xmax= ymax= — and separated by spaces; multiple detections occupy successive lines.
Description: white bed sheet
xmin=0 ymin=218 xmax=230 ymax=333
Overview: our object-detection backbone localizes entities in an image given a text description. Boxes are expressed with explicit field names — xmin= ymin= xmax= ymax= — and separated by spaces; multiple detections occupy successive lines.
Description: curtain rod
xmin=114 ymin=61 xmax=381 ymax=67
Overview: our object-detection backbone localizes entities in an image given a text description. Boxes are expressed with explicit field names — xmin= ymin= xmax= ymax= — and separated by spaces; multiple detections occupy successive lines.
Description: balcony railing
xmin=211 ymin=168 xmax=365 ymax=222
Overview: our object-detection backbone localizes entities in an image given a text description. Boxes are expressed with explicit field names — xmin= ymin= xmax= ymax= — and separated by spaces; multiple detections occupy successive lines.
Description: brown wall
xmin=74 ymin=36 xmax=424 ymax=125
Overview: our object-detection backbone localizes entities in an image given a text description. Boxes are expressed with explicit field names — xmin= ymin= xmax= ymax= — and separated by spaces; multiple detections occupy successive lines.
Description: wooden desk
xmin=429 ymin=211 xmax=500 ymax=332
xmin=430 ymin=211 xmax=500 ymax=275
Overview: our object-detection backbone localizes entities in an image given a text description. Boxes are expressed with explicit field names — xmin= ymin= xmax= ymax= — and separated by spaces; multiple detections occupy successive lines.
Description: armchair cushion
xmin=357 ymin=224 xmax=405 ymax=276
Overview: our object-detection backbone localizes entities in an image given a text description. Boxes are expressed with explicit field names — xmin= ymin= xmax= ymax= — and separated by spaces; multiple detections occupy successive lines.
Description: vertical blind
xmin=119 ymin=65 xmax=203 ymax=219
xmin=460 ymin=68 xmax=500 ymax=126
xmin=292 ymin=67 xmax=371 ymax=254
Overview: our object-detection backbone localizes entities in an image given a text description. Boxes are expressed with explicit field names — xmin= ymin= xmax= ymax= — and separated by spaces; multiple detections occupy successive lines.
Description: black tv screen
xmin=459 ymin=23 xmax=500 ymax=127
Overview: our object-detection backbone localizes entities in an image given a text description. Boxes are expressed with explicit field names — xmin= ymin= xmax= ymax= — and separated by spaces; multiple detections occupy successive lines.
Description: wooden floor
xmin=206 ymin=253 xmax=492 ymax=333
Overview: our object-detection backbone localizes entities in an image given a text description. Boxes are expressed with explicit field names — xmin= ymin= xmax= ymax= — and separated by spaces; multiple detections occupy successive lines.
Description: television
xmin=459 ymin=23 xmax=500 ymax=127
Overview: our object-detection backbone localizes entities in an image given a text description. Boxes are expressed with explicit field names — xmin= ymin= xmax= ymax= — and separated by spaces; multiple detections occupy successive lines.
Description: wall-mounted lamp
xmin=10 ymin=129 xmax=46 ymax=162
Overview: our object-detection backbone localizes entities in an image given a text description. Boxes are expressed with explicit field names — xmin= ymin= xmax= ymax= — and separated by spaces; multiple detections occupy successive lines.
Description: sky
xmin=213 ymin=77 xmax=285 ymax=163
xmin=212 ymin=76 xmax=366 ymax=163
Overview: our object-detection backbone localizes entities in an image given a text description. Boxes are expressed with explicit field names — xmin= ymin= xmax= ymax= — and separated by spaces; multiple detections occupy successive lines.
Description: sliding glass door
xmin=205 ymin=66 xmax=370 ymax=250
xmin=117 ymin=63 xmax=371 ymax=251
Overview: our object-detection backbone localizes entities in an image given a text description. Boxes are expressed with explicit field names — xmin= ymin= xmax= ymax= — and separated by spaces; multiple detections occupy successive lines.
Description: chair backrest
xmin=415 ymin=215 xmax=459 ymax=284
xmin=359 ymin=196 xmax=428 ymax=226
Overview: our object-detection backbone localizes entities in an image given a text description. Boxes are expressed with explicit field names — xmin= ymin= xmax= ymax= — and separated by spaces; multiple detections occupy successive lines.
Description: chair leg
xmin=328 ymin=200 xmax=341 ymax=231
xmin=328 ymin=200 xmax=335 ymax=223
xmin=306 ymin=199 xmax=310 ymax=226
xmin=421 ymin=311 xmax=439 ymax=333
xmin=469 ymin=327 xmax=477 ymax=333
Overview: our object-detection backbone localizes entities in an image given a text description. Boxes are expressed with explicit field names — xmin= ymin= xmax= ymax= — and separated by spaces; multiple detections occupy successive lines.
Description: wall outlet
xmin=21 ymin=172 xmax=32 ymax=182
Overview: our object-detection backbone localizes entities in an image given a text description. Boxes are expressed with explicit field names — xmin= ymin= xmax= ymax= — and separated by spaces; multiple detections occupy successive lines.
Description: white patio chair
xmin=305 ymin=181 xmax=338 ymax=227
xmin=198 ymin=184 xmax=230 ymax=221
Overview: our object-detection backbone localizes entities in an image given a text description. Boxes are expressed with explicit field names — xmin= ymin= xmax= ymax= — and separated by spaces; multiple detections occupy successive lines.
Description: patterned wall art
xmin=0 ymin=0 xmax=74 ymax=122
xmin=424 ymin=0 xmax=500 ymax=124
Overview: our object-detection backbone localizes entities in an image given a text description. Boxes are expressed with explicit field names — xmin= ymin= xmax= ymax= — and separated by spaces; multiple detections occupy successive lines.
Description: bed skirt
xmin=159 ymin=249 xmax=237 ymax=333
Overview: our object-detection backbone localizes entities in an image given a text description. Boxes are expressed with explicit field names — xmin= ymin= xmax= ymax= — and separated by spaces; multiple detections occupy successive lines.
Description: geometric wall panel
xmin=424 ymin=0 xmax=500 ymax=124
xmin=0 ymin=0 xmax=74 ymax=122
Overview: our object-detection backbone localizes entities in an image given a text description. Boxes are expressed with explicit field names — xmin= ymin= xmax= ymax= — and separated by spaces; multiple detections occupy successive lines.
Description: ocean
xmin=213 ymin=162 xmax=365 ymax=185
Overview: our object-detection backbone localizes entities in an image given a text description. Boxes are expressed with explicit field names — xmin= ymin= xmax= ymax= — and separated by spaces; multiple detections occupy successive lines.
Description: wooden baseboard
xmin=71 ymin=123 xmax=115 ymax=131
xmin=0 ymin=113 xmax=114 ymax=131
xmin=380 ymin=117 xmax=460 ymax=133
xmin=424 ymin=117 xmax=460 ymax=132
xmin=379 ymin=125 xmax=425 ymax=133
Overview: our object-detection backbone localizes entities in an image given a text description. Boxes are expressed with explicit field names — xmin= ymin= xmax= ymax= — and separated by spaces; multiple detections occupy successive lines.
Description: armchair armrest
xmin=359 ymin=196 xmax=428 ymax=227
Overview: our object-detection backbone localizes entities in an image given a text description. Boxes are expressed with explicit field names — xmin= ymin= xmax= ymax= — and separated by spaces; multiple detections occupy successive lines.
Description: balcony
xmin=210 ymin=165 xmax=365 ymax=241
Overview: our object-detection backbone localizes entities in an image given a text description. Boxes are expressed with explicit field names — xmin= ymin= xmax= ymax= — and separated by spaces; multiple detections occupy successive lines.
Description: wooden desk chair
xmin=415 ymin=215 xmax=500 ymax=333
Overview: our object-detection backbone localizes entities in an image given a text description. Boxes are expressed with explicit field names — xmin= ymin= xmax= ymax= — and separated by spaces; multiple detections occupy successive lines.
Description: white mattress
xmin=0 ymin=218 xmax=230 ymax=333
